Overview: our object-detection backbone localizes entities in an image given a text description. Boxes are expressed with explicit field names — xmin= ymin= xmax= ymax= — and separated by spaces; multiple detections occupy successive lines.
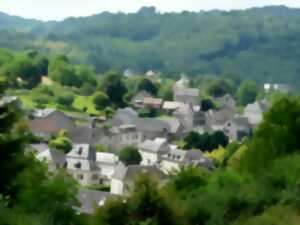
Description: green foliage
xmin=138 ymin=106 xmax=157 ymax=118
xmin=137 ymin=78 xmax=158 ymax=96
xmin=183 ymin=131 xmax=229 ymax=151
xmin=207 ymin=78 xmax=235 ymax=97
xmin=49 ymin=130 xmax=72 ymax=153
xmin=56 ymin=92 xmax=75 ymax=108
xmin=92 ymin=91 xmax=109 ymax=111
xmin=118 ymin=146 xmax=142 ymax=166
xmin=102 ymin=71 xmax=127 ymax=108
xmin=201 ymin=98 xmax=215 ymax=112
xmin=236 ymin=80 xmax=259 ymax=106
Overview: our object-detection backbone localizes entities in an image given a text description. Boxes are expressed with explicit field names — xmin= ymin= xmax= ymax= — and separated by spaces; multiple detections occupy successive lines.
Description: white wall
xmin=160 ymin=160 xmax=180 ymax=174
xmin=110 ymin=178 xmax=124 ymax=195
xmin=139 ymin=151 xmax=158 ymax=166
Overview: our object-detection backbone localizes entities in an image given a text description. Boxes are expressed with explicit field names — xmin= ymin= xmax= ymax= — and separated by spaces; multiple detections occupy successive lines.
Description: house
xmin=173 ymin=88 xmax=199 ymax=105
xmin=223 ymin=117 xmax=252 ymax=142
xmin=160 ymin=149 xmax=214 ymax=174
xmin=97 ymin=124 xmax=143 ymax=152
xmin=264 ymin=83 xmax=294 ymax=93
xmin=66 ymin=144 xmax=102 ymax=186
xmin=173 ymin=75 xmax=190 ymax=90
xmin=110 ymin=164 xmax=166 ymax=196
xmin=243 ymin=100 xmax=270 ymax=127
xmin=158 ymin=117 xmax=185 ymax=138
xmin=68 ymin=126 xmax=108 ymax=146
xmin=132 ymin=90 xmax=152 ymax=108
xmin=36 ymin=148 xmax=66 ymax=171
xmin=142 ymin=97 xmax=163 ymax=109
xmin=205 ymin=107 xmax=235 ymax=131
xmin=138 ymin=138 xmax=171 ymax=166
xmin=29 ymin=109 xmax=76 ymax=139
xmin=131 ymin=118 xmax=171 ymax=140
xmin=215 ymin=94 xmax=236 ymax=111
xmin=123 ymin=68 xmax=135 ymax=78
xmin=96 ymin=152 xmax=119 ymax=183
xmin=173 ymin=104 xmax=194 ymax=131
xmin=76 ymin=189 xmax=118 ymax=214
xmin=162 ymin=101 xmax=183 ymax=114
xmin=112 ymin=107 xmax=138 ymax=127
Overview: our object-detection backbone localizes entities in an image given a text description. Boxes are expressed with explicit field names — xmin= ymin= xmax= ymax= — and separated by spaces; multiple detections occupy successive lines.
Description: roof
xmin=162 ymin=149 xmax=213 ymax=169
xmin=244 ymin=100 xmax=270 ymax=114
xmin=76 ymin=189 xmax=118 ymax=214
xmin=112 ymin=107 xmax=138 ymax=126
xmin=112 ymin=164 xmax=166 ymax=181
xmin=96 ymin=152 xmax=119 ymax=164
xmin=67 ymin=144 xmax=95 ymax=160
xmin=143 ymin=97 xmax=163 ymax=106
xmin=36 ymin=149 xmax=65 ymax=164
xmin=173 ymin=103 xmax=193 ymax=115
xmin=133 ymin=90 xmax=152 ymax=102
xmin=174 ymin=88 xmax=199 ymax=97
xmin=132 ymin=118 xmax=171 ymax=133
xmin=162 ymin=101 xmax=183 ymax=110
xmin=68 ymin=126 xmax=108 ymax=145
xmin=30 ymin=143 xmax=49 ymax=154
xmin=158 ymin=117 xmax=181 ymax=134
xmin=139 ymin=138 xmax=169 ymax=153
xmin=33 ymin=108 xmax=57 ymax=118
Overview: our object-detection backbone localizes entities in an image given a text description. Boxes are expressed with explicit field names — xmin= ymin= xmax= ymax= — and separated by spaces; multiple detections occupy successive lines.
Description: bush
xmin=118 ymin=146 xmax=142 ymax=166
xmin=56 ymin=92 xmax=75 ymax=107
xmin=93 ymin=92 xmax=109 ymax=110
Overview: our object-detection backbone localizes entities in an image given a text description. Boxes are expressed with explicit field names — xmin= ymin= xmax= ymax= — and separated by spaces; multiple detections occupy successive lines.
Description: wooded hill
xmin=1 ymin=6 xmax=300 ymax=87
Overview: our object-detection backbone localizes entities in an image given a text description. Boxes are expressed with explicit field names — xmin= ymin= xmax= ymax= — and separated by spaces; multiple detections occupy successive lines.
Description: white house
xmin=243 ymin=100 xmax=269 ymax=127
xmin=96 ymin=152 xmax=119 ymax=181
xmin=66 ymin=144 xmax=102 ymax=186
xmin=138 ymin=138 xmax=171 ymax=166
xmin=110 ymin=164 xmax=165 ymax=196
xmin=160 ymin=149 xmax=213 ymax=174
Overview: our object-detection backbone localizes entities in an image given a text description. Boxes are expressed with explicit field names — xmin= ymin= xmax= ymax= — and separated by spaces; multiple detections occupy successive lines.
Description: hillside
xmin=1 ymin=6 xmax=300 ymax=87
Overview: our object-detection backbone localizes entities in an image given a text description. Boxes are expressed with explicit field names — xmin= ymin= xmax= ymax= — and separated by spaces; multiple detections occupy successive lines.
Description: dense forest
xmin=1 ymin=6 xmax=300 ymax=87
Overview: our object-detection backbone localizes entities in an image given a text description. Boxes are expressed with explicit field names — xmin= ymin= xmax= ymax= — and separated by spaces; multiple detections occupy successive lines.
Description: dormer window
xmin=77 ymin=147 xmax=83 ymax=155
xmin=74 ymin=162 xmax=81 ymax=169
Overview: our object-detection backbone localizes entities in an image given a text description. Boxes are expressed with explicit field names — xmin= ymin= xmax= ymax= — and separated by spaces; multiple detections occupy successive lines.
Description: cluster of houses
xmin=3 ymin=76 xmax=282 ymax=214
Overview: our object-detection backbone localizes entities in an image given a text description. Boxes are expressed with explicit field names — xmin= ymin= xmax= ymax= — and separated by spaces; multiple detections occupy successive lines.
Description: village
xmin=8 ymin=73 xmax=291 ymax=215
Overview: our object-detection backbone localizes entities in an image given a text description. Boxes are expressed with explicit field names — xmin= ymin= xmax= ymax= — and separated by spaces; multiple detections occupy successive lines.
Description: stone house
xmin=173 ymin=88 xmax=199 ymax=105
xmin=132 ymin=90 xmax=152 ymax=108
xmin=66 ymin=144 xmax=102 ymax=186
xmin=96 ymin=152 xmax=119 ymax=182
xmin=160 ymin=149 xmax=214 ymax=174
xmin=29 ymin=109 xmax=76 ymax=139
xmin=223 ymin=117 xmax=252 ymax=142
xmin=243 ymin=100 xmax=269 ymax=127
xmin=138 ymin=138 xmax=171 ymax=166
xmin=110 ymin=164 xmax=166 ymax=196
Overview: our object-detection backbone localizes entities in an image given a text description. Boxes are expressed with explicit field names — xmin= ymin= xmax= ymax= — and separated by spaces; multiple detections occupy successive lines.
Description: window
xmin=74 ymin=162 xmax=81 ymax=169
xmin=77 ymin=147 xmax=83 ymax=155
xmin=77 ymin=174 xmax=84 ymax=180
xmin=92 ymin=174 xmax=98 ymax=180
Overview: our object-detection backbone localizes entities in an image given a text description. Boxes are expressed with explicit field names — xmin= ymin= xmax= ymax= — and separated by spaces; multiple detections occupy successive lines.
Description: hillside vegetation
xmin=0 ymin=6 xmax=300 ymax=87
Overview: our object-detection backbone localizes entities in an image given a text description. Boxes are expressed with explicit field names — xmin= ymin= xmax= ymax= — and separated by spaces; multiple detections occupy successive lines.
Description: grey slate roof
xmin=174 ymin=88 xmax=199 ymax=97
xmin=68 ymin=126 xmax=108 ymax=145
xmin=139 ymin=138 xmax=169 ymax=153
xmin=132 ymin=118 xmax=171 ymax=133
xmin=112 ymin=107 xmax=138 ymax=126
xmin=30 ymin=143 xmax=49 ymax=154
xmin=112 ymin=164 xmax=166 ymax=181
xmin=76 ymin=189 xmax=118 ymax=214
xmin=36 ymin=149 xmax=66 ymax=165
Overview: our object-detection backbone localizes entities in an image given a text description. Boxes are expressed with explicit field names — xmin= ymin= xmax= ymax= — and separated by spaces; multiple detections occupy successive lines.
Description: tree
xmin=137 ymin=78 xmax=158 ymax=96
xmin=207 ymin=78 xmax=235 ymax=97
xmin=93 ymin=91 xmax=109 ymax=111
xmin=102 ymin=71 xmax=127 ymax=107
xmin=56 ymin=92 xmax=75 ymax=108
xmin=201 ymin=98 xmax=215 ymax=112
xmin=118 ymin=146 xmax=142 ymax=166
xmin=236 ymin=80 xmax=259 ymax=106
xmin=49 ymin=130 xmax=72 ymax=153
